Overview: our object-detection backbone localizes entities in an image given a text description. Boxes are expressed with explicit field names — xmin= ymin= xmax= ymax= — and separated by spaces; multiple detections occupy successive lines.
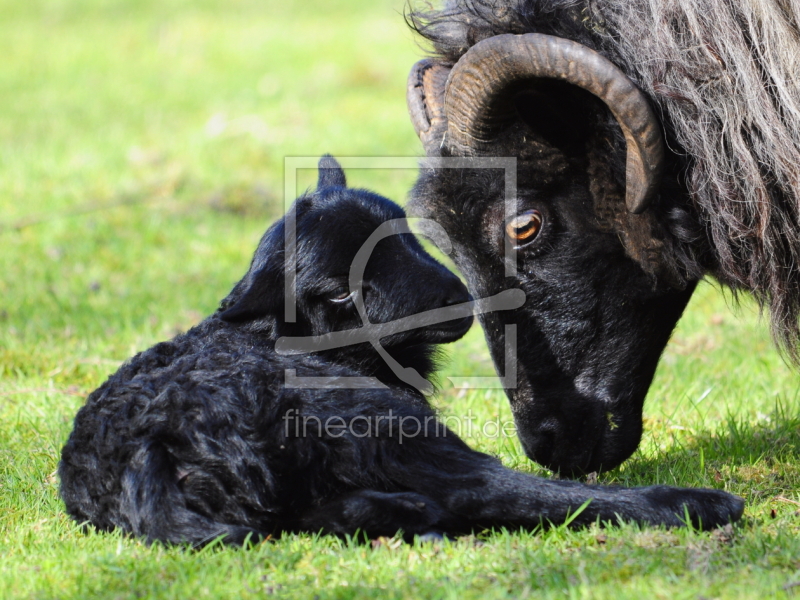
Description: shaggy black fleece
xmin=405 ymin=0 xmax=800 ymax=475
xmin=59 ymin=157 xmax=743 ymax=546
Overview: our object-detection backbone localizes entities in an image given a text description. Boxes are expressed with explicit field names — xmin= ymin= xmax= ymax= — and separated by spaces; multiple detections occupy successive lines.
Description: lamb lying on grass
xmin=59 ymin=156 xmax=744 ymax=546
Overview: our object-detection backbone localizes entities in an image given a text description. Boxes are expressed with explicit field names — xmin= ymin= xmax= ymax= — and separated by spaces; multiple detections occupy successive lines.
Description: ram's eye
xmin=506 ymin=210 xmax=543 ymax=247
xmin=327 ymin=287 xmax=354 ymax=304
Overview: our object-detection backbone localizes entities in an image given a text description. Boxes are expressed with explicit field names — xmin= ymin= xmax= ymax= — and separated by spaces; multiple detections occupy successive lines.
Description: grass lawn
xmin=1 ymin=1 xmax=799 ymax=598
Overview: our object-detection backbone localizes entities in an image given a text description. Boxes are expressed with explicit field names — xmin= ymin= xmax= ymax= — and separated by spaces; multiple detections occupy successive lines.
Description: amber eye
xmin=506 ymin=210 xmax=543 ymax=246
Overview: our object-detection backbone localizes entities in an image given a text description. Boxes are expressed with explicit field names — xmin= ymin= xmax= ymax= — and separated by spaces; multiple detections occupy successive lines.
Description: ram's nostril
xmin=529 ymin=430 xmax=556 ymax=467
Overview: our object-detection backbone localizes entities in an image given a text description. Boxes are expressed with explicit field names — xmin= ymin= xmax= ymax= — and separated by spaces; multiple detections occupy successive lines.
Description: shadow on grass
xmin=608 ymin=402 xmax=800 ymax=504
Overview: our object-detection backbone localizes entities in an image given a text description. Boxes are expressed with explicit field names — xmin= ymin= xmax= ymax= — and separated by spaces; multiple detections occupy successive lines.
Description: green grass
xmin=1 ymin=1 xmax=799 ymax=598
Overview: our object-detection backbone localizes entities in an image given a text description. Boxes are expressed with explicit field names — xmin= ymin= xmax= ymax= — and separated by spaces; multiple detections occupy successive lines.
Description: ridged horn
xmin=443 ymin=33 xmax=664 ymax=213
xmin=407 ymin=59 xmax=451 ymax=156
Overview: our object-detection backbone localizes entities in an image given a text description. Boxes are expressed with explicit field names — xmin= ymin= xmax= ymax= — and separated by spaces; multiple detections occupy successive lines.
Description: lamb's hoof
xmin=415 ymin=531 xmax=446 ymax=545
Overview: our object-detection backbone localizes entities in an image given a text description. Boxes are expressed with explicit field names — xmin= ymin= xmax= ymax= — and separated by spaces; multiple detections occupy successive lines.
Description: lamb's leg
xmin=117 ymin=442 xmax=266 ymax=547
xmin=430 ymin=463 xmax=744 ymax=531
xmin=382 ymin=427 xmax=744 ymax=531
xmin=297 ymin=490 xmax=466 ymax=540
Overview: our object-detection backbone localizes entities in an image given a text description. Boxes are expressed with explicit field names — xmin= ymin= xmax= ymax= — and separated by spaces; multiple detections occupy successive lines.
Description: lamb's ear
xmin=218 ymin=264 xmax=283 ymax=322
xmin=317 ymin=154 xmax=347 ymax=188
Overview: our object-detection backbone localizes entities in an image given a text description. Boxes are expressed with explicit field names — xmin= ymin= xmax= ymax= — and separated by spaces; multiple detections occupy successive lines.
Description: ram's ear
xmin=317 ymin=154 xmax=347 ymax=189
xmin=218 ymin=264 xmax=284 ymax=322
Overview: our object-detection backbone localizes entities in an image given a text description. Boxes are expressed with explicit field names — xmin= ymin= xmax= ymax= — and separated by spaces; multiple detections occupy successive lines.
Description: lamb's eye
xmin=328 ymin=287 xmax=354 ymax=304
xmin=506 ymin=210 xmax=543 ymax=247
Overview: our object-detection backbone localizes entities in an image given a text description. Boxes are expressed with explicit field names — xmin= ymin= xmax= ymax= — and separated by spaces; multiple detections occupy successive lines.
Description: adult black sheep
xmin=59 ymin=157 xmax=742 ymax=546
xmin=405 ymin=0 xmax=800 ymax=476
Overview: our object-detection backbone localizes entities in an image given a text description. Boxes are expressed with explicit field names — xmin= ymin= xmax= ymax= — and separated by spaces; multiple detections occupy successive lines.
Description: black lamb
xmin=59 ymin=156 xmax=744 ymax=546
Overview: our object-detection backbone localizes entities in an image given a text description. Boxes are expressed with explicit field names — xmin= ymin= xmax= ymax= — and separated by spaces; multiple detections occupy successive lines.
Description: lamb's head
xmin=408 ymin=35 xmax=702 ymax=475
xmin=219 ymin=156 xmax=472 ymax=379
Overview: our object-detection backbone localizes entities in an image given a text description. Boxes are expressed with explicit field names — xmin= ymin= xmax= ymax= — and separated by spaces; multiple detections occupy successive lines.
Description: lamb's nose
xmin=442 ymin=279 xmax=471 ymax=307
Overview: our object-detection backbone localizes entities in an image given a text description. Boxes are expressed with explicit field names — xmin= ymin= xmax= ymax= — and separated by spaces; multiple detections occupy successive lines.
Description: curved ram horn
xmin=443 ymin=33 xmax=664 ymax=214
xmin=407 ymin=59 xmax=451 ymax=156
